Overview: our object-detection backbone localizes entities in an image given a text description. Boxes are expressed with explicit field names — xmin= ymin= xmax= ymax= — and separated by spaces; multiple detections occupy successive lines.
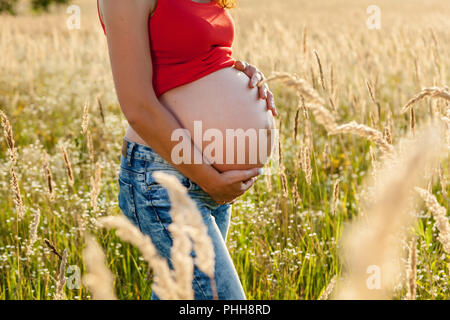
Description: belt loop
xmin=126 ymin=141 xmax=136 ymax=167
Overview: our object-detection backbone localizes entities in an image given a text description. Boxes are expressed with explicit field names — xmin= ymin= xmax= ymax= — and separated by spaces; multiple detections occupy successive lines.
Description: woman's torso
xmin=99 ymin=0 xmax=275 ymax=171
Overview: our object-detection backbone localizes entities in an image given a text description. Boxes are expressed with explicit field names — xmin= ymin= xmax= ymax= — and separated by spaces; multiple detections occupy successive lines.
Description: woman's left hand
xmin=233 ymin=60 xmax=278 ymax=117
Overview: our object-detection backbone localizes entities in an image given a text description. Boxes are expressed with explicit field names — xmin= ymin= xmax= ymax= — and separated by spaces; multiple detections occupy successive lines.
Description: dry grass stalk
xmin=167 ymin=221 xmax=194 ymax=299
xmin=369 ymin=111 xmax=377 ymax=129
xmin=60 ymin=144 xmax=74 ymax=187
xmin=1 ymin=110 xmax=24 ymax=218
xmin=401 ymin=87 xmax=450 ymax=114
xmin=90 ymin=163 xmax=102 ymax=212
xmin=154 ymin=172 xmax=219 ymax=299
xmin=310 ymin=66 xmax=316 ymax=90
xmin=410 ymin=108 xmax=416 ymax=137
xmin=96 ymin=96 xmax=105 ymax=125
xmin=294 ymin=104 xmax=301 ymax=143
xmin=292 ymin=148 xmax=302 ymax=206
xmin=415 ymin=187 xmax=450 ymax=254
xmin=263 ymin=73 xmax=338 ymax=132
xmin=0 ymin=109 xmax=17 ymax=162
xmin=336 ymin=125 xmax=443 ymax=299
xmin=83 ymin=234 xmax=117 ymax=300
xmin=384 ymin=126 xmax=392 ymax=145
xmin=304 ymin=117 xmax=313 ymax=150
xmin=26 ymin=208 xmax=41 ymax=257
xmin=330 ymin=121 xmax=395 ymax=156
xmin=42 ymin=150 xmax=55 ymax=202
xmin=438 ymin=164 xmax=448 ymax=198
xmin=329 ymin=64 xmax=335 ymax=97
xmin=87 ymin=129 xmax=95 ymax=164
xmin=366 ymin=79 xmax=381 ymax=120
xmin=302 ymin=25 xmax=307 ymax=55
xmin=9 ymin=168 xmax=25 ymax=219
xmin=405 ymin=237 xmax=417 ymax=300
xmin=98 ymin=215 xmax=179 ymax=299
xmin=54 ymin=248 xmax=68 ymax=300
xmin=313 ymin=50 xmax=326 ymax=91
xmin=278 ymin=138 xmax=289 ymax=196
xmin=81 ymin=101 xmax=89 ymax=134
xmin=332 ymin=179 xmax=340 ymax=215
xmin=301 ymin=144 xmax=312 ymax=186
xmin=44 ymin=238 xmax=63 ymax=261
xmin=152 ymin=173 xmax=195 ymax=299
xmin=319 ymin=275 xmax=337 ymax=300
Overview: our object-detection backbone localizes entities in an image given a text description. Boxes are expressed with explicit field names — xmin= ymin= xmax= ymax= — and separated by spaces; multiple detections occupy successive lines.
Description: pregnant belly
xmin=159 ymin=66 xmax=276 ymax=172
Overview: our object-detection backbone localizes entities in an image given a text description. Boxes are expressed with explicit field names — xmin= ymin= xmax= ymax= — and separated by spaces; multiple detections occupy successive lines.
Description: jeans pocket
xmin=118 ymin=176 xmax=142 ymax=230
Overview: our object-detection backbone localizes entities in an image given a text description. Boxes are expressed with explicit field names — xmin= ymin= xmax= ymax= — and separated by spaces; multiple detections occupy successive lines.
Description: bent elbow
xmin=125 ymin=111 xmax=141 ymax=127
xmin=122 ymin=99 xmax=158 ymax=129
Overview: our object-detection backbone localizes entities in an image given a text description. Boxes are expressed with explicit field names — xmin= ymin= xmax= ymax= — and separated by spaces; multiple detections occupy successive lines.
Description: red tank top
xmin=97 ymin=0 xmax=236 ymax=98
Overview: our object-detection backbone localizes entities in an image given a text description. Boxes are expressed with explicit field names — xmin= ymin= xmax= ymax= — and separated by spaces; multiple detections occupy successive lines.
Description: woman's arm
xmin=99 ymin=0 xmax=260 ymax=204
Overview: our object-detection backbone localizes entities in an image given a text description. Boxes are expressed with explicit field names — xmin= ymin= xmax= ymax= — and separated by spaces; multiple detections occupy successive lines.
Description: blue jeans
xmin=117 ymin=138 xmax=246 ymax=300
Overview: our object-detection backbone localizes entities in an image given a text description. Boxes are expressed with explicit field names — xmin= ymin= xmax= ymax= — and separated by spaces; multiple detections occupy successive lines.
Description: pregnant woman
xmin=97 ymin=0 xmax=276 ymax=299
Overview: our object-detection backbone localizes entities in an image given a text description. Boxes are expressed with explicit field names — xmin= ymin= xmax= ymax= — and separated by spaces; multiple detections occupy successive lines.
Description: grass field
xmin=0 ymin=0 xmax=449 ymax=300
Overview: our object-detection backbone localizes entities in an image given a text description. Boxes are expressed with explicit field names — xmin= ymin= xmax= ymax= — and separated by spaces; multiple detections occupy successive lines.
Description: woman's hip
xmin=117 ymin=137 xmax=230 ymax=237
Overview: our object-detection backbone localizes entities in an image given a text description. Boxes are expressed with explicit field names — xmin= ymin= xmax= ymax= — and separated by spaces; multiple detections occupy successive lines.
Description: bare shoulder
xmin=98 ymin=0 xmax=157 ymax=20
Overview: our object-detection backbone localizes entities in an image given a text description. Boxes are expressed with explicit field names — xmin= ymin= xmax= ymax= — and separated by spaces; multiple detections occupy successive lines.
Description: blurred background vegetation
xmin=0 ymin=0 xmax=71 ymax=14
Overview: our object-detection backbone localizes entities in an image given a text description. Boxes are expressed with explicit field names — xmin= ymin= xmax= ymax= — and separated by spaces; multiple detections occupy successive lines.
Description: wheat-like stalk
xmin=0 ymin=109 xmax=17 ymax=162
xmin=278 ymin=138 xmax=289 ymax=197
xmin=1 ymin=110 xmax=24 ymax=218
xmin=96 ymin=96 xmax=105 ymax=125
xmin=330 ymin=121 xmax=395 ymax=156
xmin=81 ymin=101 xmax=89 ymax=134
xmin=54 ymin=248 xmax=68 ymax=300
xmin=60 ymin=144 xmax=74 ymax=187
xmin=152 ymin=172 xmax=195 ymax=299
xmin=97 ymin=215 xmax=179 ymax=299
xmin=9 ymin=167 xmax=25 ymax=219
xmin=405 ymin=237 xmax=417 ymax=300
xmin=44 ymin=238 xmax=63 ymax=261
xmin=90 ymin=163 xmax=102 ymax=212
xmin=401 ymin=87 xmax=450 ymax=114
xmin=83 ymin=234 xmax=117 ymax=300
xmin=332 ymin=179 xmax=340 ymax=216
xmin=336 ymin=124 xmax=444 ymax=299
xmin=42 ymin=149 xmax=55 ymax=202
xmin=153 ymin=171 xmax=219 ymax=299
xmin=87 ymin=129 xmax=95 ymax=165
xmin=263 ymin=73 xmax=338 ymax=132
xmin=318 ymin=275 xmax=337 ymax=300
xmin=384 ymin=126 xmax=392 ymax=145
xmin=300 ymin=144 xmax=312 ymax=185
xmin=415 ymin=187 xmax=450 ymax=254
xmin=26 ymin=208 xmax=41 ymax=257
xmin=313 ymin=49 xmax=326 ymax=91
xmin=366 ymin=79 xmax=381 ymax=120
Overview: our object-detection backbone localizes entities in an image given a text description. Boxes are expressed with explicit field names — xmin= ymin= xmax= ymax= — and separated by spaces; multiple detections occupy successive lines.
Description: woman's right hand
xmin=202 ymin=168 xmax=262 ymax=205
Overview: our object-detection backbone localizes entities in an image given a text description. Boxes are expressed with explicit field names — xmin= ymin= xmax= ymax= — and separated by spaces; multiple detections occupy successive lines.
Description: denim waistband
xmin=121 ymin=138 xmax=220 ymax=208
xmin=123 ymin=137 xmax=172 ymax=166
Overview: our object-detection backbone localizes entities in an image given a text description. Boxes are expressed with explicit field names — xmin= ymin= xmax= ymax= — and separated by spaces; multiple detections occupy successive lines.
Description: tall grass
xmin=0 ymin=0 xmax=448 ymax=300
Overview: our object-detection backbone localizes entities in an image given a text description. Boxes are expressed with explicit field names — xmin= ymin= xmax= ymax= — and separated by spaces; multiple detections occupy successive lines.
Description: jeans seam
xmin=118 ymin=176 xmax=143 ymax=233
xmin=192 ymin=269 xmax=211 ymax=299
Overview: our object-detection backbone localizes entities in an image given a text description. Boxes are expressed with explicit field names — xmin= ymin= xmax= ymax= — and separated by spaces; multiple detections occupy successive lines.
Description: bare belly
xmin=125 ymin=66 xmax=276 ymax=172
